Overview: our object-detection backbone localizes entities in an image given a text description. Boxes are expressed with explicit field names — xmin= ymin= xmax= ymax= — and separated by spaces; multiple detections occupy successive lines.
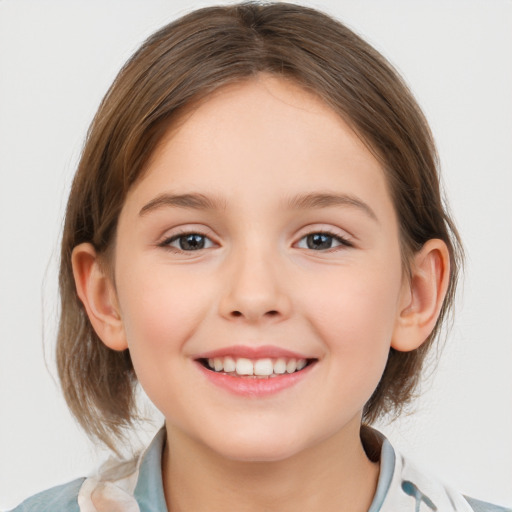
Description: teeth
xmin=253 ymin=358 xmax=273 ymax=376
xmin=286 ymin=359 xmax=297 ymax=373
xmin=205 ymin=356 xmax=309 ymax=376
xmin=296 ymin=359 xmax=307 ymax=371
xmin=223 ymin=356 xmax=236 ymax=373
xmin=273 ymin=358 xmax=286 ymax=374
xmin=236 ymin=358 xmax=253 ymax=375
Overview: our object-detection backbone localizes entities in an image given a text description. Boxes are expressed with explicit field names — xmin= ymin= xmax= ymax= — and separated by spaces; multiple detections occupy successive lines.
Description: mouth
xmin=193 ymin=346 xmax=318 ymax=396
xmin=197 ymin=356 xmax=317 ymax=378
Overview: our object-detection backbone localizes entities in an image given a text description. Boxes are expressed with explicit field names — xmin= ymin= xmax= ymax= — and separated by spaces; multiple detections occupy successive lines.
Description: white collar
xmin=77 ymin=426 xmax=474 ymax=511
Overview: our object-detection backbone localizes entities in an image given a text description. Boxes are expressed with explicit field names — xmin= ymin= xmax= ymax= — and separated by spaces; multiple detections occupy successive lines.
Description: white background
xmin=1 ymin=0 xmax=511 ymax=509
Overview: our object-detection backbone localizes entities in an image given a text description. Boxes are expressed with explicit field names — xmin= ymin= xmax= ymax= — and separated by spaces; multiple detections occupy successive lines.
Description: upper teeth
xmin=206 ymin=357 xmax=308 ymax=376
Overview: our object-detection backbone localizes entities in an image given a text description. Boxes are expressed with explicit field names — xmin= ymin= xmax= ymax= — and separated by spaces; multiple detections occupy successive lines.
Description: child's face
xmin=112 ymin=75 xmax=409 ymax=461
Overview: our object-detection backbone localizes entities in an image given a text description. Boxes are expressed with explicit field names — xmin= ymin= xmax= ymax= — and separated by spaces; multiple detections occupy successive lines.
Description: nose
xmin=218 ymin=245 xmax=291 ymax=324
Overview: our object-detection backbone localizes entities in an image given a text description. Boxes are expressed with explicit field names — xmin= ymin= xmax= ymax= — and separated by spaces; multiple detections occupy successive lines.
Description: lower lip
xmin=195 ymin=361 xmax=315 ymax=397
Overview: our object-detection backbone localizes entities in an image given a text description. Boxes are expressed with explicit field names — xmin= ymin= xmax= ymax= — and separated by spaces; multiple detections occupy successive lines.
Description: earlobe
xmin=71 ymin=243 xmax=128 ymax=351
xmin=391 ymin=239 xmax=450 ymax=352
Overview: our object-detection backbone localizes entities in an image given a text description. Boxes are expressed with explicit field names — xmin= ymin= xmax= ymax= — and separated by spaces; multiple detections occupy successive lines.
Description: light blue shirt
xmin=9 ymin=428 xmax=511 ymax=512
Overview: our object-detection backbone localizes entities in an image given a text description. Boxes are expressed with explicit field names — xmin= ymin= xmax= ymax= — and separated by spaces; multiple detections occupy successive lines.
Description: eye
xmin=296 ymin=232 xmax=352 ymax=251
xmin=162 ymin=233 xmax=215 ymax=251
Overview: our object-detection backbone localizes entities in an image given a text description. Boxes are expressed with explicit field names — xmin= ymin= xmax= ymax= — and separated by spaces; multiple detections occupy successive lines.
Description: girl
xmin=4 ymin=2 xmax=511 ymax=511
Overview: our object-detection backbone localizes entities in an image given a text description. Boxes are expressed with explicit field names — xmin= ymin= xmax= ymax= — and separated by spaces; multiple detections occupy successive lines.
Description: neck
xmin=162 ymin=418 xmax=380 ymax=512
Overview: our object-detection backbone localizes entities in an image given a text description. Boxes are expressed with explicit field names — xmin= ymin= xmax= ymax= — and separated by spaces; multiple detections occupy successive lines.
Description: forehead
xmin=123 ymin=75 xmax=395 ymax=225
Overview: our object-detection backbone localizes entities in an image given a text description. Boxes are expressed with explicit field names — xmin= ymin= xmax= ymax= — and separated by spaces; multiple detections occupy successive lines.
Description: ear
xmin=71 ymin=243 xmax=128 ymax=351
xmin=391 ymin=239 xmax=450 ymax=352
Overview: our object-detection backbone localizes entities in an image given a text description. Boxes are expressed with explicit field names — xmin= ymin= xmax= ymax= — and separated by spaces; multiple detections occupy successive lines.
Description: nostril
xmin=228 ymin=309 xmax=281 ymax=320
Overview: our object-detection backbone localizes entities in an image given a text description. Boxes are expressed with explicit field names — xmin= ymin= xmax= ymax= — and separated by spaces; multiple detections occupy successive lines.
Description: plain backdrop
xmin=1 ymin=0 xmax=511 ymax=509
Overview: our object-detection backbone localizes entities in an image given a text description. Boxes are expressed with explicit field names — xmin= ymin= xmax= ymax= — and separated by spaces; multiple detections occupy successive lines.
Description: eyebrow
xmin=139 ymin=193 xmax=226 ymax=216
xmin=286 ymin=192 xmax=378 ymax=222
xmin=139 ymin=191 xmax=378 ymax=222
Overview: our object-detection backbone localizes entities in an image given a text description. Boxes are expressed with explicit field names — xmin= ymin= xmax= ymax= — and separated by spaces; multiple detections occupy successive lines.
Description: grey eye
xmin=167 ymin=233 xmax=214 ymax=251
xmin=307 ymin=233 xmax=334 ymax=250
xmin=297 ymin=233 xmax=348 ymax=250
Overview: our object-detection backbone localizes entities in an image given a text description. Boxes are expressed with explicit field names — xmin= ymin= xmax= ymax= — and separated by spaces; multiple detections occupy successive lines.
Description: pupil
xmin=307 ymin=233 xmax=332 ymax=250
xmin=180 ymin=234 xmax=205 ymax=250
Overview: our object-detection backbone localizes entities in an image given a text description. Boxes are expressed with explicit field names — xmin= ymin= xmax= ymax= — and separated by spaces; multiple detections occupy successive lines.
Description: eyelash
xmin=159 ymin=231 xmax=216 ymax=253
xmin=296 ymin=231 xmax=353 ymax=251
xmin=159 ymin=229 xmax=353 ymax=253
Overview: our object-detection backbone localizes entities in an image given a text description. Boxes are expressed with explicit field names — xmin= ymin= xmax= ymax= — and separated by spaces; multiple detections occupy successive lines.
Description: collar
xmin=77 ymin=426 xmax=473 ymax=512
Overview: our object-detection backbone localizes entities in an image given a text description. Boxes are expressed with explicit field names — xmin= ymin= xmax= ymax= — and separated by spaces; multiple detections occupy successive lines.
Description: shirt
xmin=9 ymin=427 xmax=511 ymax=512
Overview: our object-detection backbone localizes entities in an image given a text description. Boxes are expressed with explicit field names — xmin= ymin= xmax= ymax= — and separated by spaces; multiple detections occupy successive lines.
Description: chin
xmin=204 ymin=425 xmax=309 ymax=463
xmin=218 ymin=442 xmax=300 ymax=463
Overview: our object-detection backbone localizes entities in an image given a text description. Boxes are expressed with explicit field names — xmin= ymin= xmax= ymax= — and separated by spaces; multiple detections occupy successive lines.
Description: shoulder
xmin=8 ymin=478 xmax=84 ymax=512
xmin=7 ymin=428 xmax=167 ymax=512
xmin=465 ymin=496 xmax=512 ymax=512
xmin=394 ymin=449 xmax=512 ymax=512
xmin=393 ymin=450 xmax=511 ymax=512
xmin=365 ymin=427 xmax=511 ymax=512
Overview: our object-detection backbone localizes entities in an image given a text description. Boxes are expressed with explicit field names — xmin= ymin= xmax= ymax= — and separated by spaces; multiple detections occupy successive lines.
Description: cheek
xmin=114 ymin=266 xmax=211 ymax=419
xmin=306 ymin=262 xmax=401 ymax=334
xmin=299 ymin=259 xmax=403 ymax=385
xmin=115 ymin=263 xmax=209 ymax=362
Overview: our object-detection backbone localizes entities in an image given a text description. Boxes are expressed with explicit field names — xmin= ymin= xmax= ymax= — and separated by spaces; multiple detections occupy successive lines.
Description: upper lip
xmin=193 ymin=345 xmax=314 ymax=360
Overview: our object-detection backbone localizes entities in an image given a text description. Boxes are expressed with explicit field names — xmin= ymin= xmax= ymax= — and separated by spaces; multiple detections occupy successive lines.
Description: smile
xmin=201 ymin=356 xmax=311 ymax=378
xmin=194 ymin=346 xmax=318 ymax=396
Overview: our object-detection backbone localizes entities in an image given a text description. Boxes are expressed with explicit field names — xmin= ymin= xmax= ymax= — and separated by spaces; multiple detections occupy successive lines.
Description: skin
xmin=73 ymin=75 xmax=450 ymax=511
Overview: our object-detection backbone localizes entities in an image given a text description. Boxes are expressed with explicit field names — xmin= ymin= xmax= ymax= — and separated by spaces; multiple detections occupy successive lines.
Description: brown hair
xmin=57 ymin=1 xmax=463 ymax=451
